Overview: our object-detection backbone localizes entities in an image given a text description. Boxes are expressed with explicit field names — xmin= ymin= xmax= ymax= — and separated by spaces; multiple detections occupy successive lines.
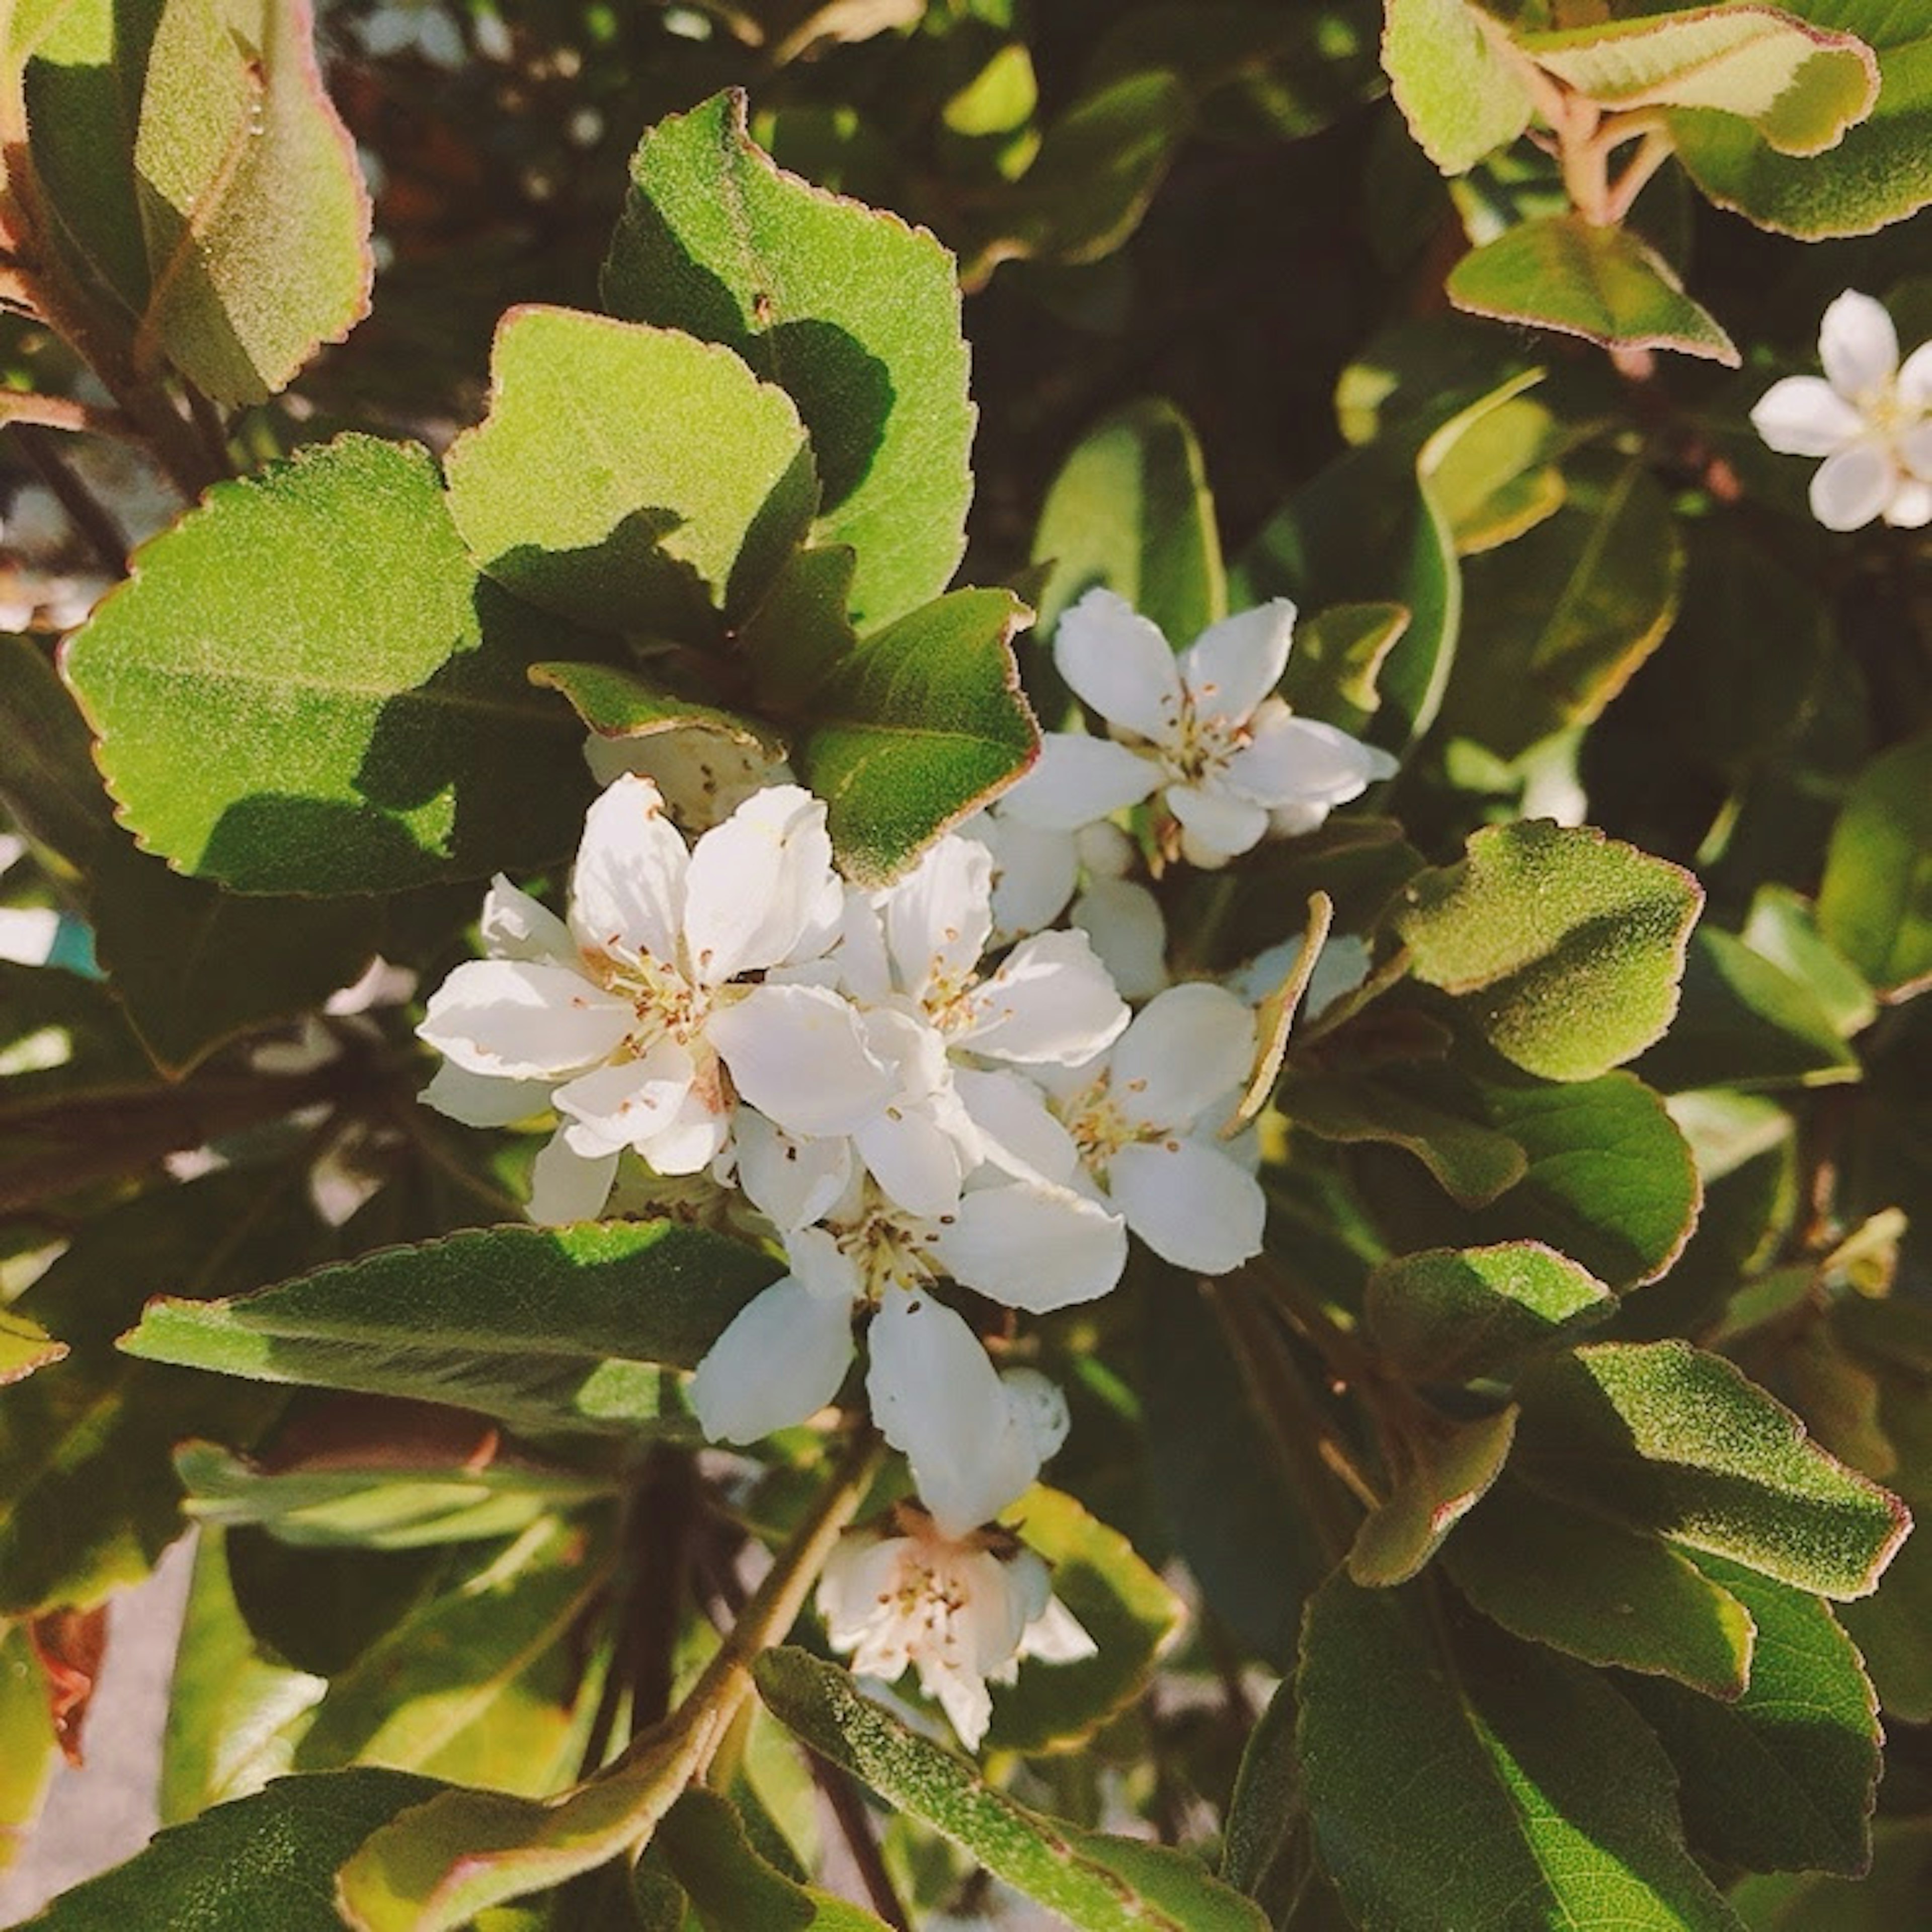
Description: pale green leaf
xmin=1297 ymin=1572 xmax=1745 ymax=1931
xmin=603 ymin=89 xmax=973 ymax=632
xmin=63 ymin=436 xmax=610 ymax=896
xmin=1741 ymin=886 xmax=1877 ymax=1039
xmin=1347 ymin=1405 xmax=1517 ymax=1585
xmin=1444 ymin=1479 xmax=1757 ymax=1698
xmin=1279 ymin=603 xmax=1408 ymax=737
xmin=1383 ymin=0 xmax=1536 ymax=174
xmin=0 ymin=1308 xmax=66 ymax=1386
xmin=1365 ymin=1240 xmax=1613 ymax=1383
xmin=1515 ymin=1341 xmax=1911 ymax=1599
xmin=118 ymin=1221 xmax=781 ymax=1435
xmin=1 ymin=1626 xmax=60 ymax=1872
xmin=1817 ymin=730 xmax=1932 ymax=997
xmin=444 ymin=306 xmax=817 ymax=636
xmin=1394 ymin=819 xmax=1705 ymax=1082
xmin=796 ymin=587 xmax=1037 ymax=884
xmin=754 ymin=1646 xmax=1270 ymax=1932
xmin=1619 ymin=1555 xmax=1880 ymax=1877
xmin=1031 ymin=397 xmax=1226 ymax=647
xmin=24 ymin=1769 xmax=442 ymax=1929
xmin=1448 ymin=215 xmax=1738 ymax=363
xmin=657 ymin=1789 xmax=889 ymax=1931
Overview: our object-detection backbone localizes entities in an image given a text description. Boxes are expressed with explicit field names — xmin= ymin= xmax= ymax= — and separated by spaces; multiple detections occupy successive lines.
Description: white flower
xmin=358 ymin=0 xmax=466 ymax=68
xmin=418 ymin=774 xmax=892 ymax=1222
xmin=969 ymin=983 xmax=1265 ymax=1275
xmin=1751 ymin=290 xmax=1932 ymax=532
xmin=1003 ymin=591 xmax=1398 ymax=869
xmin=818 ymin=1501 xmax=1097 ymax=1750
xmin=1234 ymin=931 xmax=1372 ymax=1022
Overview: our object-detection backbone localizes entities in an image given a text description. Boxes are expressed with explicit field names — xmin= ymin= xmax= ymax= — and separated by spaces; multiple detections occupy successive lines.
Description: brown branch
xmin=7 ymin=422 xmax=129 ymax=575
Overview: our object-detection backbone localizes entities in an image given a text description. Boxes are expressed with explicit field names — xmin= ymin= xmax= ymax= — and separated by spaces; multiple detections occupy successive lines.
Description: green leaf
xmin=0 ymin=634 xmax=115 ymax=873
xmin=1 ymin=1625 xmax=60 ymax=1871
xmin=174 ymin=1438 xmax=609 ymax=1549
xmin=1520 ymin=8 xmax=1878 ymax=153
xmin=0 ymin=1308 xmax=66 ymax=1385
xmin=1296 ymin=1572 xmax=1744 ymax=1932
xmin=983 ymin=1485 xmax=1184 ymax=1754
xmin=119 ymin=1221 xmax=781 ymax=1435
xmin=0 ymin=1168 xmax=326 ymax=1617
xmin=1742 ymin=886 xmax=1877 ymax=1039
xmin=1672 ymin=3 xmax=1932 ymax=236
xmin=63 ymin=436 xmax=610 ymax=896
xmin=1443 ymin=1479 xmax=1757 ymax=1698
xmin=1219 ymin=1676 xmax=1308 ymax=1926
xmin=1816 ymin=729 xmax=1932 ymax=997
xmin=24 ymin=0 xmax=373 ymax=403
xmin=444 ymin=306 xmax=817 ymax=637
xmin=1730 ymin=1818 xmax=1932 ymax=1929
xmin=1440 ymin=455 xmax=1683 ymax=760
xmin=795 ymin=587 xmax=1037 ymax=884
xmin=1031 ymin=397 xmax=1226 ymax=647
xmin=1279 ymin=602 xmax=1408 ymax=736
xmin=1347 ymin=1405 xmax=1517 ymax=1585
xmin=1394 ymin=820 xmax=1705 ymax=1082
xmin=88 ymin=834 xmax=383 ymax=1076
xmin=0 ymin=959 xmax=159 ymax=1137
xmin=1365 ymin=1240 xmax=1613 ymax=1383
xmin=1382 ymin=0 xmax=1536 ymax=174
xmin=25 ymin=1768 xmax=442 ymax=1928
xmin=529 ymin=662 xmax=783 ymax=761
xmin=160 ymin=1529 xmax=326 ymax=1824
xmin=1448 ymin=216 xmax=1739 ymax=364
xmin=603 ymin=89 xmax=973 ymax=632
xmin=657 ymin=1789 xmax=889 ymax=1931
xmin=1635 ymin=927 xmax=1862 ymax=1093
xmin=1514 ymin=1341 xmax=1911 ymax=1599
xmin=1618 ymin=1556 xmax=1880 ymax=1878
xmin=754 ymin=1646 xmax=1271 ymax=1932
xmin=293 ymin=1521 xmax=603 ymax=1795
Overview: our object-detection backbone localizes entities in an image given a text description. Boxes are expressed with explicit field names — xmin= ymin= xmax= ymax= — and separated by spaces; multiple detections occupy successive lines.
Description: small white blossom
xmin=1003 ymin=591 xmax=1397 ymax=869
xmin=357 ymin=0 xmax=466 ymax=68
xmin=1752 ymin=290 xmax=1932 ymax=532
xmin=418 ymin=774 xmax=892 ymax=1222
xmin=818 ymin=1501 xmax=1096 ymax=1750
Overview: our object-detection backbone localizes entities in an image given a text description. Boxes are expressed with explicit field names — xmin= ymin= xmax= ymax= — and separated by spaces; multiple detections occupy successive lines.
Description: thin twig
xmin=8 ymin=422 xmax=129 ymax=575
xmin=183 ymin=384 xmax=237 ymax=480
xmin=0 ymin=391 xmax=141 ymax=442
xmin=811 ymin=1757 xmax=911 ymax=1930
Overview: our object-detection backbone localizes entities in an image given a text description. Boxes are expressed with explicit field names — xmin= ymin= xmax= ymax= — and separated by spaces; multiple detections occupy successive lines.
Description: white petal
xmin=953 ymin=1067 xmax=1081 ymax=1185
xmin=682 ymin=784 xmax=841 ymax=984
xmin=479 ymin=874 xmax=574 ymax=963
xmin=567 ymin=774 xmax=687 ymax=969
xmin=1000 ymin=733 xmax=1159 ymax=833
xmin=1072 ymin=878 xmax=1169 ymax=1003
xmin=1164 ymin=782 xmax=1270 ymax=862
xmin=1884 ymin=477 xmax=1932 ymax=529
xmin=926 ymin=1658 xmax=994 ymax=1751
xmin=1111 ymin=982 xmax=1256 ymax=1130
xmin=527 ymin=1131 xmax=619 ymax=1225
xmin=417 ymin=958 xmax=631 ymax=1078
xmin=1900 ymin=417 xmax=1932 ymax=479
xmin=688 ymin=1278 xmax=855 ymax=1443
xmin=884 ymin=834 xmax=994 ymax=1003
xmin=1020 ymin=1595 xmax=1099 ymax=1666
xmin=1228 ymin=709 xmax=1397 ymax=811
xmin=1075 ymin=819 xmax=1136 ymax=880
xmin=1179 ymin=600 xmax=1296 ymax=720
xmin=1304 ymin=932 xmax=1372 ymax=1020
xmin=1811 ymin=442 xmax=1893 ymax=531
xmin=958 ymin=928 xmax=1129 ymax=1067
xmin=867 ymin=1292 xmax=1040 ymax=1535
xmin=640 ymin=1080 xmax=730 ymax=1176
xmin=1000 ymin=1369 xmax=1070 ymax=1467
xmin=831 ymin=887 xmax=893 ymax=1005
xmin=551 ymin=1039 xmax=697 ymax=1156
xmin=819 ymin=1532 xmax=908 ymax=1658
xmin=1897 ymin=339 xmax=1932 ymax=411
xmin=735 ymin=1110 xmax=853 ymax=1230
xmin=1109 ymin=1138 xmax=1265 ymax=1273
xmin=1819 ymin=290 xmax=1898 ymax=400
xmin=419 ymin=1061 xmax=551 ymax=1128
xmin=971 ymin=814 xmax=1079 ymax=937
xmin=710 ymin=984 xmax=896 ymax=1137
xmin=939 ymin=1179 xmax=1128 ymax=1313
xmin=785 ymin=1224 xmax=865 ymax=1306
xmin=1749 ymin=376 xmax=1863 ymax=457
xmin=1053 ymin=588 xmax=1185 ymax=742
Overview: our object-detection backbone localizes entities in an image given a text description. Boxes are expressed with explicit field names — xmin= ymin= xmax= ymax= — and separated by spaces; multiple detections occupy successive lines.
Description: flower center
xmin=1061 ymin=1072 xmax=1163 ymax=1175
xmin=840 ymin=1198 xmax=943 ymax=1305
xmin=584 ymin=946 xmax=711 ymax=1056
xmin=1157 ymin=698 xmax=1248 ymax=787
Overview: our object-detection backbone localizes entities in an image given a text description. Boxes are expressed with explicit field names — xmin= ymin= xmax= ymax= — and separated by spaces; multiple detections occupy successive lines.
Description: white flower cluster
xmin=1753 ymin=290 xmax=1932 ymax=532
xmin=416 ymin=589 xmax=1390 ymax=1745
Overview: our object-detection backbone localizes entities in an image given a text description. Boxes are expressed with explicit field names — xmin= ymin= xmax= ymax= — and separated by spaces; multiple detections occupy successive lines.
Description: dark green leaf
xmin=657 ymin=1789 xmax=888 ymax=1931
xmin=1297 ymin=1573 xmax=1743 ymax=1931
xmin=1279 ymin=602 xmax=1408 ymax=737
xmin=1347 ymin=1405 xmax=1517 ymax=1585
xmin=119 ymin=1221 xmax=781 ymax=1435
xmin=1515 ymin=1341 xmax=1911 ymax=1599
xmin=1817 ymin=730 xmax=1932 ymax=997
xmin=1619 ymin=1556 xmax=1880 ymax=1877
xmin=603 ymin=90 xmax=973 ymax=632
xmin=0 ymin=634 xmax=115 ymax=872
xmin=63 ymin=436 xmax=610 ymax=896
xmin=1394 ymin=820 xmax=1705 ymax=1082
xmin=754 ymin=1646 xmax=1270 ymax=1932
xmin=1730 ymin=1818 xmax=1932 ymax=1929
xmin=444 ymin=306 xmax=817 ymax=636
